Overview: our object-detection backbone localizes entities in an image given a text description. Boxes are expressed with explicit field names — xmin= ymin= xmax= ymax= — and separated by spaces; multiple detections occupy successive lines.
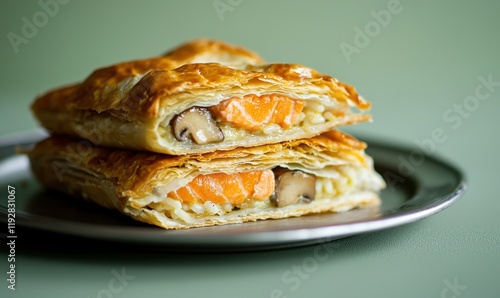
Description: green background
xmin=1 ymin=0 xmax=499 ymax=297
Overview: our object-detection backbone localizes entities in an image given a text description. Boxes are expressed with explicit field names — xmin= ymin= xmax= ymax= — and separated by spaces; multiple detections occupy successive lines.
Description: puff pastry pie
xmin=31 ymin=39 xmax=372 ymax=155
xmin=27 ymin=131 xmax=385 ymax=229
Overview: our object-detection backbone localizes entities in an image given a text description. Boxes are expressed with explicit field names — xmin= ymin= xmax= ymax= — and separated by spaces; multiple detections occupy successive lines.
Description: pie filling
xmin=141 ymin=166 xmax=381 ymax=224
xmin=161 ymin=94 xmax=346 ymax=144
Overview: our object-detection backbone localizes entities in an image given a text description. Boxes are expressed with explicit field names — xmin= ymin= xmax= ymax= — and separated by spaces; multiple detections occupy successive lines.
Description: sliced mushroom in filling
xmin=171 ymin=107 xmax=224 ymax=145
xmin=270 ymin=169 xmax=316 ymax=207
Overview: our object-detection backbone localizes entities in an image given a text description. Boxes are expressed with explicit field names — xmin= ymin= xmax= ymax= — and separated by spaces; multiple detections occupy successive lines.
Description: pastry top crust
xmin=76 ymin=39 xmax=266 ymax=104
xmin=28 ymin=130 xmax=368 ymax=198
xmin=31 ymin=39 xmax=263 ymax=117
xmin=31 ymin=39 xmax=370 ymax=122
xmin=161 ymin=38 xmax=265 ymax=66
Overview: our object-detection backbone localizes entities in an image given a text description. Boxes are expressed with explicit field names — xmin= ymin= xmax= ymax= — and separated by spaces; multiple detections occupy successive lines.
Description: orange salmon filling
xmin=209 ymin=94 xmax=304 ymax=131
xmin=168 ymin=170 xmax=275 ymax=205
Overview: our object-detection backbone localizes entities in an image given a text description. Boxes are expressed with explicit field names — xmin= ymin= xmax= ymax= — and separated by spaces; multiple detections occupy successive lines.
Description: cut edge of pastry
xmin=131 ymin=191 xmax=381 ymax=230
xmin=32 ymin=98 xmax=372 ymax=155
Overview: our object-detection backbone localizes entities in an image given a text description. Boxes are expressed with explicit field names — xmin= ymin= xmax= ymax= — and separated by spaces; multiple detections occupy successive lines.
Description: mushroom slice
xmin=171 ymin=107 xmax=224 ymax=144
xmin=271 ymin=170 xmax=316 ymax=207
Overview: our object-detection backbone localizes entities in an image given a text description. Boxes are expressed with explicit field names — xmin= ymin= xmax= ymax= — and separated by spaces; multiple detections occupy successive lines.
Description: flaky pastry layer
xmin=31 ymin=39 xmax=372 ymax=155
xmin=27 ymin=131 xmax=385 ymax=229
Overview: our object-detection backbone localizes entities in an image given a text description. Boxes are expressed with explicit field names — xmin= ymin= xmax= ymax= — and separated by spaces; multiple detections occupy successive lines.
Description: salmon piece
xmin=209 ymin=94 xmax=304 ymax=131
xmin=168 ymin=170 xmax=275 ymax=205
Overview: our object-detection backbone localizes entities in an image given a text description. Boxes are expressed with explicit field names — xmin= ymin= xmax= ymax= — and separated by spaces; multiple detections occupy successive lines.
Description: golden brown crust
xmin=27 ymin=130 xmax=384 ymax=229
xmin=28 ymin=130 xmax=368 ymax=198
xmin=32 ymin=39 xmax=264 ymax=117
xmin=116 ymin=63 xmax=368 ymax=120
xmin=32 ymin=62 xmax=369 ymax=121
xmin=31 ymin=39 xmax=372 ymax=155
xmin=73 ymin=39 xmax=265 ymax=116
xmin=161 ymin=38 xmax=265 ymax=65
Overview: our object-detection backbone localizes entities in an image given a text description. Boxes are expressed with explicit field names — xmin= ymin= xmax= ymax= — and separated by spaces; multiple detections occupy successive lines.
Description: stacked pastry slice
xmin=28 ymin=39 xmax=385 ymax=229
